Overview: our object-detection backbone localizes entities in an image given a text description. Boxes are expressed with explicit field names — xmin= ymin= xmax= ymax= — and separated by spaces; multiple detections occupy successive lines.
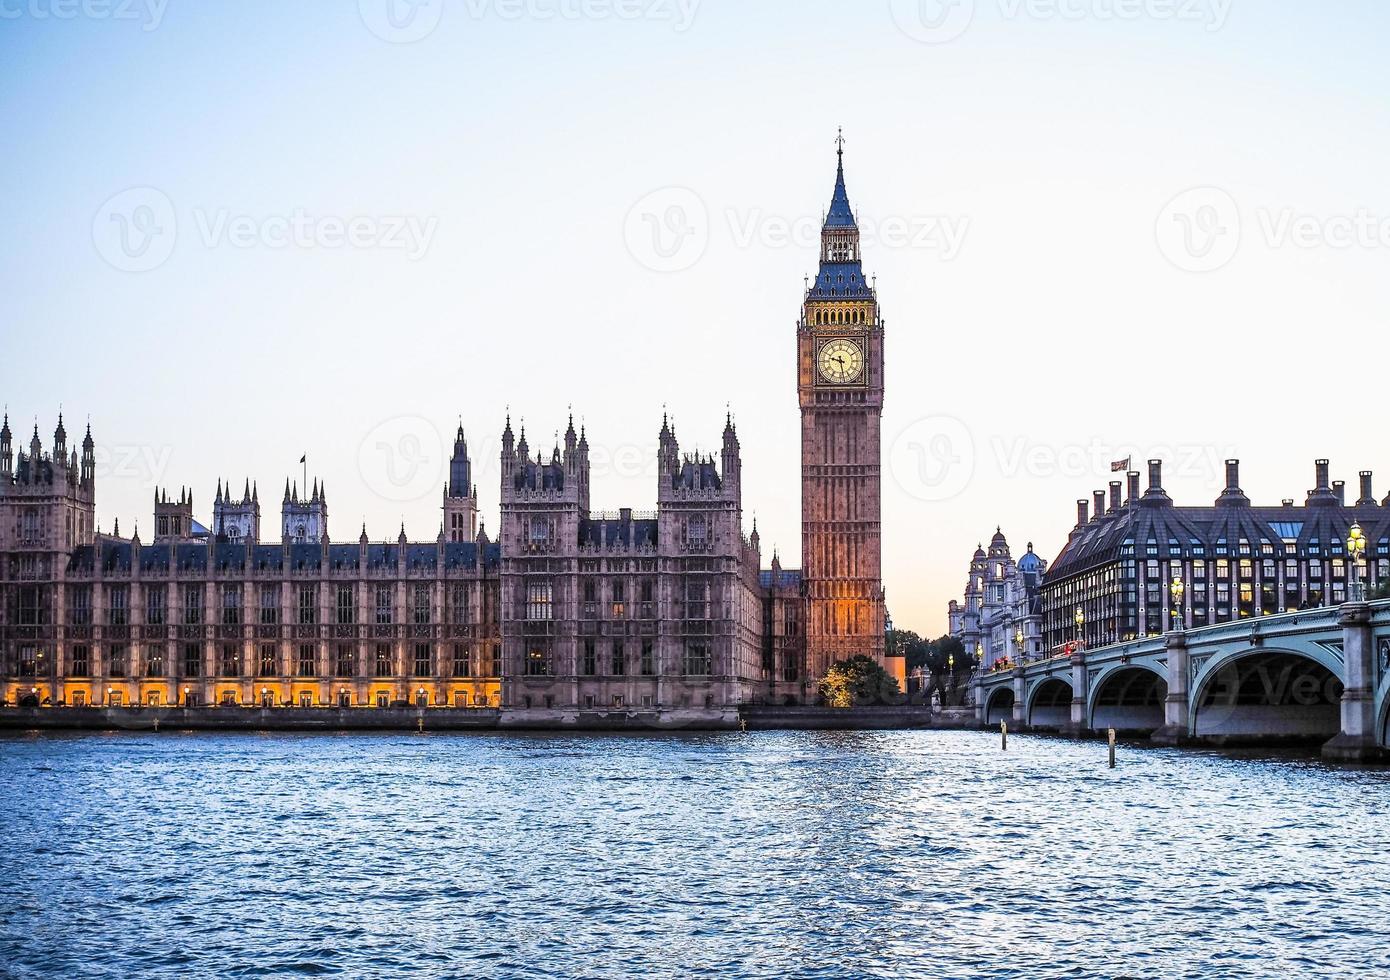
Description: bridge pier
xmin=1152 ymin=631 xmax=1191 ymax=746
xmin=1065 ymin=649 xmax=1088 ymax=737
xmin=1011 ymin=668 xmax=1025 ymax=727
xmin=1322 ymin=603 xmax=1389 ymax=764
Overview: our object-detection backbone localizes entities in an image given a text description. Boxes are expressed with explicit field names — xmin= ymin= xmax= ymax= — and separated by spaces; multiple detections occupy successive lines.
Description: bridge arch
xmin=985 ymin=687 xmax=1015 ymax=725
xmin=1088 ymin=664 xmax=1167 ymax=734
xmin=1192 ymin=646 xmax=1343 ymax=742
xmin=1027 ymin=677 xmax=1073 ymax=730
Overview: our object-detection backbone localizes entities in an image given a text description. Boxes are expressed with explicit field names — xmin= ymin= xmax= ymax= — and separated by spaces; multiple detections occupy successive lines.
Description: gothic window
xmin=259 ymin=644 xmax=277 ymax=676
xmin=219 ymin=644 xmax=239 ymax=677
xmin=611 ymin=580 xmax=626 ymax=619
xmin=412 ymin=585 xmax=430 ymax=625
xmin=683 ymin=642 xmax=710 ymax=676
xmin=259 ymin=586 xmax=279 ymax=625
xmin=221 ymin=585 xmax=242 ymax=626
xmin=183 ymin=643 xmax=200 ymax=677
xmin=450 ymin=583 xmax=469 ymax=623
xmin=68 ymin=586 xmax=92 ymax=625
xmin=145 ymin=647 xmax=164 ymax=678
xmin=685 ymin=581 xmax=708 ymax=620
xmin=688 ymin=516 xmax=707 ymax=547
xmin=452 ymin=643 xmax=470 ymax=677
xmin=108 ymin=586 xmax=128 ymax=627
xmin=146 ymin=585 xmax=166 ymax=626
xmin=525 ymin=646 xmax=551 ymax=676
xmin=525 ymin=581 xmax=553 ymax=621
xmin=297 ymin=644 xmax=315 ymax=677
xmin=582 ymin=640 xmax=597 ymax=676
xmin=297 ymin=586 xmax=317 ymax=625
xmin=374 ymin=644 xmax=392 ymax=677
xmin=336 ymin=586 xmax=354 ymax=625
xmin=108 ymin=644 xmax=128 ymax=678
xmin=375 ymin=585 xmax=393 ymax=625
xmin=335 ymin=644 xmax=354 ymax=678
xmin=413 ymin=643 xmax=431 ymax=677
xmin=611 ymin=642 xmax=626 ymax=676
xmin=70 ymin=645 xmax=90 ymax=678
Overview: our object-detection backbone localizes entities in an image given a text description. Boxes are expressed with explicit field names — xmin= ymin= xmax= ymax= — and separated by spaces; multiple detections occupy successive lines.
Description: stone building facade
xmin=948 ymin=529 xmax=1047 ymax=669
xmin=1041 ymin=460 xmax=1390 ymax=651
xmin=0 ymin=144 xmax=896 ymax=711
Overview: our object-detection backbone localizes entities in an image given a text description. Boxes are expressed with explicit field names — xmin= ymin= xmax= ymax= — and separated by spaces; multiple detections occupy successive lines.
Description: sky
xmin=2 ymin=0 xmax=1388 ymax=636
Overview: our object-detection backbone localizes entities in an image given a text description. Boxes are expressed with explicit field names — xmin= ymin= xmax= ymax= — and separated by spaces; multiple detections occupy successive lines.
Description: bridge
xmin=973 ymin=599 xmax=1390 ymax=763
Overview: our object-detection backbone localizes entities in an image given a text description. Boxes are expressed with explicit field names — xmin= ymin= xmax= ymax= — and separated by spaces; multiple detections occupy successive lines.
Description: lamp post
xmin=1348 ymin=522 xmax=1367 ymax=603
xmin=1170 ymin=575 xmax=1186 ymax=632
xmin=1074 ymin=607 xmax=1085 ymax=649
xmin=1014 ymin=626 xmax=1025 ymax=663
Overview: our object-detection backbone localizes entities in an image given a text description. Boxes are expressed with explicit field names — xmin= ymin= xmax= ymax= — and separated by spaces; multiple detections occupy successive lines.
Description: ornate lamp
xmin=1171 ymin=575 xmax=1186 ymax=631
xmin=1348 ymin=522 xmax=1367 ymax=602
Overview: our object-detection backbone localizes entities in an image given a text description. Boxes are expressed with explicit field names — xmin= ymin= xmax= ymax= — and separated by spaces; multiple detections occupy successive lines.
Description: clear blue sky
xmin=3 ymin=0 xmax=1388 ymax=633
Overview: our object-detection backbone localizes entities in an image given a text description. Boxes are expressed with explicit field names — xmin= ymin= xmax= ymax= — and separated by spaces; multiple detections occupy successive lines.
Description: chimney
xmin=1093 ymin=490 xmax=1106 ymax=519
xmin=1333 ymin=481 xmax=1346 ymax=506
xmin=1077 ymin=499 xmax=1089 ymax=527
xmin=1357 ymin=471 xmax=1375 ymax=507
xmin=1127 ymin=471 xmax=1140 ymax=505
xmin=1142 ymin=459 xmax=1170 ymax=503
xmin=1282 ymin=499 xmax=1295 ymax=508
xmin=1315 ymin=459 xmax=1331 ymax=491
xmin=1217 ymin=459 xmax=1249 ymax=507
xmin=1109 ymin=481 xmax=1122 ymax=513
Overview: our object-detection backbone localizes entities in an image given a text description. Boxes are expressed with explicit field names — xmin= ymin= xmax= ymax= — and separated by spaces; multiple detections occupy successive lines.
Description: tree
xmin=886 ymin=628 xmax=932 ymax=670
xmin=820 ymin=655 xmax=902 ymax=707
xmin=1372 ymin=579 xmax=1390 ymax=601
xmin=921 ymin=635 xmax=975 ymax=709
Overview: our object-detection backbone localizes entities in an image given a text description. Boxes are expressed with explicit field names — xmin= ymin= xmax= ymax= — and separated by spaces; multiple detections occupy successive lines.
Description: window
xmin=685 ymin=580 xmax=708 ymax=620
xmin=183 ymin=585 xmax=203 ymax=626
xmin=374 ymin=644 xmax=392 ymax=677
xmin=259 ymin=644 xmax=277 ymax=676
xmin=375 ymin=586 xmax=393 ymax=625
xmin=582 ymin=640 xmax=597 ymax=676
xmin=18 ymin=645 xmax=38 ymax=676
xmin=68 ymin=587 xmax=92 ymax=625
xmin=525 ymin=646 xmax=551 ymax=676
xmin=453 ymin=644 xmax=471 ymax=677
xmin=297 ymin=644 xmax=315 ymax=677
xmin=144 ymin=646 xmax=164 ymax=677
xmin=108 ymin=586 xmax=129 ymax=627
xmin=413 ymin=643 xmax=431 ymax=677
xmin=70 ymin=645 xmax=90 ymax=677
xmin=336 ymin=586 xmax=354 ymax=625
xmin=218 ymin=645 xmax=238 ymax=676
xmin=611 ymin=642 xmax=626 ymax=676
xmin=413 ymin=586 xmax=430 ymax=625
xmin=183 ymin=643 xmax=201 ymax=677
xmin=221 ymin=585 xmax=242 ymax=626
xmin=145 ymin=585 xmax=166 ymax=626
xmin=259 ymin=586 xmax=279 ymax=625
xmin=688 ymin=516 xmax=707 ymax=547
xmin=298 ymin=586 xmax=317 ymax=625
xmin=335 ymin=644 xmax=355 ymax=678
xmin=526 ymin=581 xmax=553 ymax=621
xmin=450 ymin=583 xmax=469 ymax=624
xmin=683 ymin=642 xmax=710 ymax=676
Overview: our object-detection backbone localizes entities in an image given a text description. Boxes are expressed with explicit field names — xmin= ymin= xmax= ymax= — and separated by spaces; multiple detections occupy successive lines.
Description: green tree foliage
xmin=820 ymin=655 xmax=902 ymax=708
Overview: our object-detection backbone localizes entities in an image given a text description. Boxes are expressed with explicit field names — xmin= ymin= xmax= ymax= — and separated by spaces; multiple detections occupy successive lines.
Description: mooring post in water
xmin=1001 ymin=720 xmax=1008 ymax=751
xmin=417 ymin=717 xmax=424 ymax=734
xmin=153 ymin=717 xmax=159 ymax=733
xmin=1108 ymin=728 xmax=1116 ymax=768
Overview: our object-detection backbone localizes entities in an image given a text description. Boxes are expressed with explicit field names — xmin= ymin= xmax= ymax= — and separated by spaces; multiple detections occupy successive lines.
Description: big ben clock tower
xmin=799 ymin=133 xmax=887 ymax=684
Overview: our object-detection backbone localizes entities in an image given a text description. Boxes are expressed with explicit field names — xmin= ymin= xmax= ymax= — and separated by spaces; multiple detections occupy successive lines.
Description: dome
xmin=1018 ymin=543 xmax=1045 ymax=574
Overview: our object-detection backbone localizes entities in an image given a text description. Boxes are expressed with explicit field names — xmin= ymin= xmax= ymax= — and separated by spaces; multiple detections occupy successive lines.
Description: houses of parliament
xmin=0 ymin=146 xmax=897 ymax=714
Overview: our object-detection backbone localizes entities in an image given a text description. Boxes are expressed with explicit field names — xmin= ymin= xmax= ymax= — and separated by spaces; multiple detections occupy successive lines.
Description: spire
xmin=825 ymin=128 xmax=855 ymax=230
xmin=243 ymin=478 xmax=251 ymax=503
xmin=284 ymin=478 xmax=291 ymax=503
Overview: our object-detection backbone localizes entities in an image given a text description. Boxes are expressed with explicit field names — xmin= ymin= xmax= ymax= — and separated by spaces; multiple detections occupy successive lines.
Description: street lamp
xmin=1348 ymin=522 xmax=1367 ymax=602
xmin=1014 ymin=627 xmax=1025 ymax=659
xmin=1074 ymin=607 xmax=1085 ymax=647
xmin=1170 ymin=575 xmax=1186 ymax=632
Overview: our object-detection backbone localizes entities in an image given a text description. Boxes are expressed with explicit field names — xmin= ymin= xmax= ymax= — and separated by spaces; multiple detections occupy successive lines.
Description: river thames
xmin=1 ymin=730 xmax=1388 ymax=979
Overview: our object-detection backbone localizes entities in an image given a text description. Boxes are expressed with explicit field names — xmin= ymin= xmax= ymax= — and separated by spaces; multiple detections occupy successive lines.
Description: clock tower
xmin=799 ymin=135 xmax=886 ymax=683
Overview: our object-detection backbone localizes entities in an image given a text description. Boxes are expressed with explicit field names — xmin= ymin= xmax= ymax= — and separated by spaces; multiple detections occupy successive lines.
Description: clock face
xmin=817 ymin=338 xmax=864 ymax=385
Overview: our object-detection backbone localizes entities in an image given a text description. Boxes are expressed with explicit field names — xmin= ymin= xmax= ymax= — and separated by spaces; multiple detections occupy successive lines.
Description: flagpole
xmin=302 ymin=455 xmax=307 ymax=497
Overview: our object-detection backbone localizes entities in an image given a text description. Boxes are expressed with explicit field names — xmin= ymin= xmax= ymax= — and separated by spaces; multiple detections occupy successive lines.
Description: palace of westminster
xmin=0 ymin=146 xmax=894 ymax=713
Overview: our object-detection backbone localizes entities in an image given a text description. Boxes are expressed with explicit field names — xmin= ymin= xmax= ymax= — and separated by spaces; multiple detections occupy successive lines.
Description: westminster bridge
xmin=974 ymin=599 xmax=1390 ymax=763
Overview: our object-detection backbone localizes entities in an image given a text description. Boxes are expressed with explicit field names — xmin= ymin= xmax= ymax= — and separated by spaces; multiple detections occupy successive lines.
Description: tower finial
xmin=835 ymin=127 xmax=845 ymax=164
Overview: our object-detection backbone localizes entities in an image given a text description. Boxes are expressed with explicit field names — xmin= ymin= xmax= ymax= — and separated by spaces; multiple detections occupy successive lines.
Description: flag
xmin=1111 ymin=456 xmax=1131 ymax=472
xmin=299 ymin=455 xmax=306 ymax=464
